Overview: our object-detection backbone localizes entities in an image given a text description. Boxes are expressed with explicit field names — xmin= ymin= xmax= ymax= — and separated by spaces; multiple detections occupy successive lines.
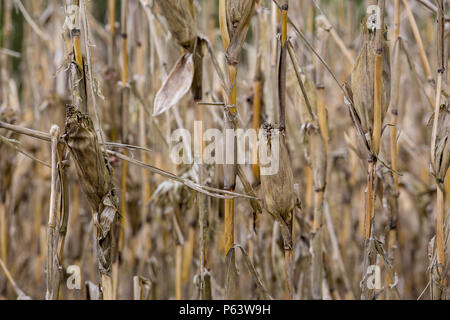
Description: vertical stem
xmin=401 ymin=0 xmax=433 ymax=82
xmin=278 ymin=3 xmax=288 ymax=131
xmin=46 ymin=125 xmax=60 ymax=300
xmin=431 ymin=0 xmax=446 ymax=300
xmin=113 ymin=0 xmax=129 ymax=300
xmin=316 ymin=28 xmax=329 ymax=154
xmin=434 ymin=187 xmax=446 ymax=299
xmin=224 ymin=65 xmax=237 ymax=257
xmin=387 ymin=2 xmax=402 ymax=296
xmin=182 ymin=224 xmax=195 ymax=284
xmin=252 ymin=55 xmax=263 ymax=180
xmin=108 ymin=0 xmax=116 ymax=66
xmin=0 ymin=202 xmax=5 ymax=265
xmin=279 ymin=1 xmax=293 ymax=300
xmin=175 ymin=244 xmax=182 ymax=300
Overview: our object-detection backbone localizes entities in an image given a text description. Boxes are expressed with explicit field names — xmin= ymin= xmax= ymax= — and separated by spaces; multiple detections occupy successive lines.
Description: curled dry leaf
xmin=153 ymin=53 xmax=194 ymax=117
xmin=433 ymin=103 xmax=450 ymax=184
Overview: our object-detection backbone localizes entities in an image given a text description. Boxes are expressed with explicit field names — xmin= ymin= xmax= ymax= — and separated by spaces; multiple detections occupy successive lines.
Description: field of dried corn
xmin=0 ymin=0 xmax=449 ymax=300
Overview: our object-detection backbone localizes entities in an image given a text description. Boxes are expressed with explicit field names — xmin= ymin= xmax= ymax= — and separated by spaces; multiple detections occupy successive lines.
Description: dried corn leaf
xmin=153 ymin=53 xmax=194 ymax=117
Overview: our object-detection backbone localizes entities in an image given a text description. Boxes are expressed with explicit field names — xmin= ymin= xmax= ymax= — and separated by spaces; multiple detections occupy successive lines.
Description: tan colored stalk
xmin=175 ymin=244 xmax=183 ymax=300
xmin=55 ymin=141 xmax=69 ymax=298
xmin=182 ymin=224 xmax=195 ymax=284
xmin=252 ymin=22 xmax=263 ymax=182
xmin=46 ymin=125 xmax=60 ymax=300
xmin=387 ymin=0 xmax=401 ymax=294
xmin=196 ymin=101 xmax=211 ymax=299
xmin=351 ymin=0 xmax=389 ymax=300
xmin=316 ymin=15 xmax=355 ymax=66
xmin=430 ymin=0 xmax=446 ymax=300
xmin=316 ymin=20 xmax=330 ymax=154
xmin=282 ymin=3 xmax=294 ymax=301
xmin=136 ymin=31 xmax=149 ymax=231
xmin=108 ymin=0 xmax=116 ymax=66
xmin=67 ymin=1 xmax=87 ymax=113
xmin=70 ymin=0 xmax=83 ymax=75
xmin=401 ymin=0 xmax=433 ymax=82
xmin=114 ymin=0 xmax=129 ymax=300
xmin=0 ymin=203 xmax=5 ymax=264
xmin=0 ymin=258 xmax=30 ymax=299
xmin=446 ymin=173 xmax=450 ymax=213
xmin=219 ymin=0 xmax=257 ymax=257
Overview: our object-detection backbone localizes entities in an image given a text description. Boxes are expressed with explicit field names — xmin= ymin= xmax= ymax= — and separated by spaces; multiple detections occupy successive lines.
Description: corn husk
xmin=64 ymin=105 xmax=118 ymax=276
xmin=433 ymin=103 xmax=450 ymax=184
xmin=350 ymin=19 xmax=390 ymax=144
xmin=155 ymin=0 xmax=197 ymax=51
xmin=259 ymin=123 xmax=294 ymax=241
xmin=220 ymin=0 xmax=256 ymax=65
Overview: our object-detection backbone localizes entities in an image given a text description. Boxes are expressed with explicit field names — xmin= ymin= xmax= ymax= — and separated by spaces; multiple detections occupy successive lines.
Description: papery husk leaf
xmin=153 ymin=53 xmax=194 ymax=116
xmin=155 ymin=0 xmax=197 ymax=50
xmin=224 ymin=0 xmax=256 ymax=65
xmin=433 ymin=103 xmax=450 ymax=183
xmin=64 ymin=106 xmax=110 ymax=208
xmin=351 ymin=19 xmax=390 ymax=137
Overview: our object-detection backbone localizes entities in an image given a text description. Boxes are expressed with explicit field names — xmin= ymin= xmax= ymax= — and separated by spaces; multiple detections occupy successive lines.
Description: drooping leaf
xmin=153 ymin=53 xmax=194 ymax=117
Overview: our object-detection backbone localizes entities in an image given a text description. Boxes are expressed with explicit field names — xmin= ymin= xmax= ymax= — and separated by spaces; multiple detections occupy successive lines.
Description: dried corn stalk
xmin=350 ymin=2 xmax=390 ymax=300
